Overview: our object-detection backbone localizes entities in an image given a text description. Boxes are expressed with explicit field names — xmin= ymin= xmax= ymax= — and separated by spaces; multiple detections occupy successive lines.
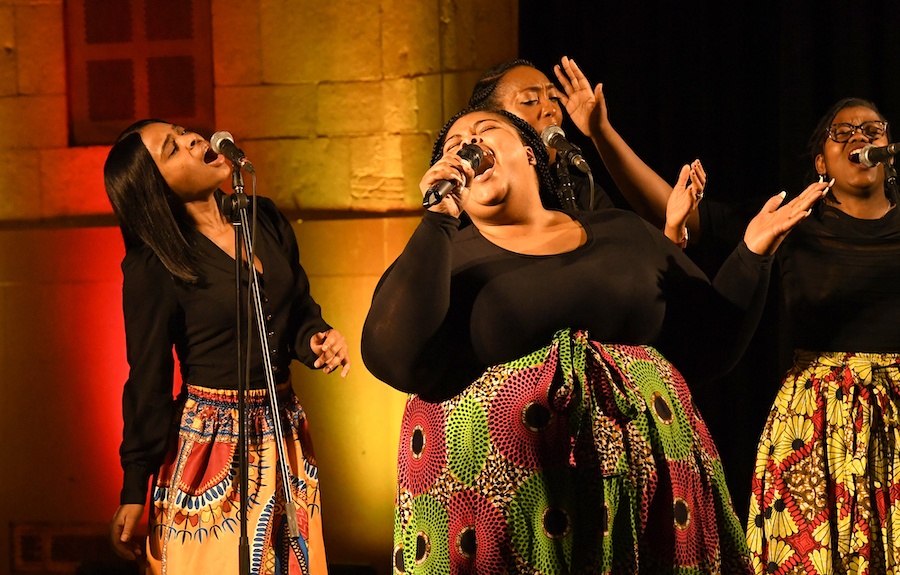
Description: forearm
xmin=590 ymin=122 xmax=673 ymax=227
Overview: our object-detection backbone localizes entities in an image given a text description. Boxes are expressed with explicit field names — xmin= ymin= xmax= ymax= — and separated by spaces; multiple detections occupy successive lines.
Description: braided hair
xmin=431 ymin=108 xmax=555 ymax=204
xmin=807 ymin=97 xmax=899 ymax=204
xmin=467 ymin=59 xmax=537 ymax=110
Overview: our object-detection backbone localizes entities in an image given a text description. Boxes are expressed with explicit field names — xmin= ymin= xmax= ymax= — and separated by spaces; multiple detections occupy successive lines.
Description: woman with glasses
xmin=746 ymin=98 xmax=900 ymax=573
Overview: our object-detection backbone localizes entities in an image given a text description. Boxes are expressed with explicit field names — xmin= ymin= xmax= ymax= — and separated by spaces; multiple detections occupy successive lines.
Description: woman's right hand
xmin=664 ymin=160 xmax=706 ymax=246
xmin=109 ymin=503 xmax=145 ymax=560
xmin=419 ymin=152 xmax=476 ymax=218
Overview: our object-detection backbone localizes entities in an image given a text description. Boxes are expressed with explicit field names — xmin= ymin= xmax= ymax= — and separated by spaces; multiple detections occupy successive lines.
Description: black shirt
xmin=117 ymin=196 xmax=330 ymax=504
xmin=362 ymin=209 xmax=773 ymax=401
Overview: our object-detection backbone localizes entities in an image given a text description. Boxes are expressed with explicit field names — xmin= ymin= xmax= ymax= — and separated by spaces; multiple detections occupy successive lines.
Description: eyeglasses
xmin=827 ymin=120 xmax=888 ymax=143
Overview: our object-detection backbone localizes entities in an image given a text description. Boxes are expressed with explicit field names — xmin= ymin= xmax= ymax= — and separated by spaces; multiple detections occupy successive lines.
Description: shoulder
xmin=121 ymin=245 xmax=176 ymax=297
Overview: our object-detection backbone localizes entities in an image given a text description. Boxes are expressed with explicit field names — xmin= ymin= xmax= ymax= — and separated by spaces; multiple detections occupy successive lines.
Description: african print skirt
xmin=748 ymin=350 xmax=900 ymax=575
xmin=393 ymin=329 xmax=751 ymax=574
xmin=144 ymin=384 xmax=327 ymax=575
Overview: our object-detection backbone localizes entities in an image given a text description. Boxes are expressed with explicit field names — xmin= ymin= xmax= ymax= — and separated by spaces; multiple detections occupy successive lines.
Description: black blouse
xmin=778 ymin=203 xmax=900 ymax=353
xmin=361 ymin=209 xmax=773 ymax=401
xmin=117 ymin=196 xmax=330 ymax=505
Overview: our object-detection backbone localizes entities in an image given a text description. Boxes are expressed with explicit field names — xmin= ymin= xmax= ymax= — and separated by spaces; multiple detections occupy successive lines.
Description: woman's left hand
xmin=310 ymin=329 xmax=351 ymax=377
xmin=554 ymin=55 xmax=604 ymax=138
xmin=743 ymin=179 xmax=830 ymax=255
xmin=664 ymin=160 xmax=706 ymax=246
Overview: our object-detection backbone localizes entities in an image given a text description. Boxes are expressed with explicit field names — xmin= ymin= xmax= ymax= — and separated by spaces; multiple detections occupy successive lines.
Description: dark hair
xmin=467 ymin=59 xmax=537 ymax=110
xmin=431 ymin=108 xmax=555 ymax=204
xmin=103 ymin=119 xmax=201 ymax=283
xmin=808 ymin=97 xmax=899 ymax=203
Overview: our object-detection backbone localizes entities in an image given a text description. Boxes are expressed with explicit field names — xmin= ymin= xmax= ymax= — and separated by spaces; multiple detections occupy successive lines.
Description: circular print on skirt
xmin=446 ymin=394 xmax=490 ymax=486
xmin=400 ymin=494 xmax=450 ymax=575
xmin=398 ymin=397 xmax=447 ymax=496
xmin=447 ymin=489 xmax=509 ymax=574
xmin=508 ymin=469 xmax=586 ymax=575
xmin=488 ymin=359 xmax=568 ymax=470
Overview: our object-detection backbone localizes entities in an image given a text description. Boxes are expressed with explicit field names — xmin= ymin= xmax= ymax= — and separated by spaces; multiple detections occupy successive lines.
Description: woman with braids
xmin=104 ymin=120 xmax=350 ymax=574
xmin=468 ymin=56 xmax=705 ymax=247
xmin=361 ymin=108 xmax=825 ymax=573
xmin=747 ymin=98 xmax=900 ymax=574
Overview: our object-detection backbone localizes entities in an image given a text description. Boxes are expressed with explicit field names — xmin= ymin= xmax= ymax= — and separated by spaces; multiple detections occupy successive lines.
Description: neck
xmin=473 ymin=207 xmax=571 ymax=238
xmin=827 ymin=188 xmax=893 ymax=219
xmin=185 ymin=192 xmax=230 ymax=234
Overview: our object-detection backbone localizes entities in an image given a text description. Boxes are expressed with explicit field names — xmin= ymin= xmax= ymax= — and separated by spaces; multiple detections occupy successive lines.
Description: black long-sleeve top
xmin=778 ymin=203 xmax=900 ymax=353
xmin=118 ymin=196 xmax=330 ymax=505
xmin=362 ymin=209 xmax=773 ymax=401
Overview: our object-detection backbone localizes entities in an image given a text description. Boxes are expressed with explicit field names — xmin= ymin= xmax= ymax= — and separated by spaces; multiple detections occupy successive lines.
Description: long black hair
xmin=103 ymin=119 xmax=201 ymax=283
xmin=431 ymin=108 xmax=555 ymax=204
xmin=808 ymin=97 xmax=899 ymax=203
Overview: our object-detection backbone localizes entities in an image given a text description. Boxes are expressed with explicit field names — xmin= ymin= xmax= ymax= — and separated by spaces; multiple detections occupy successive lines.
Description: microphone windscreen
xmin=541 ymin=125 xmax=565 ymax=147
xmin=209 ymin=131 xmax=235 ymax=155
xmin=458 ymin=144 xmax=484 ymax=170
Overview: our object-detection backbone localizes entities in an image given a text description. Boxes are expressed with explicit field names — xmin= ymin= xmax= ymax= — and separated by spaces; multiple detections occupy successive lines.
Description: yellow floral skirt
xmin=748 ymin=350 xmax=900 ymax=574
xmin=144 ymin=384 xmax=327 ymax=575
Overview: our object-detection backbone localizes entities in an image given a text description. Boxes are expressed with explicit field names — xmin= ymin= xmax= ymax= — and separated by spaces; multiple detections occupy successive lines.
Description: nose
xmin=179 ymin=131 xmax=199 ymax=148
xmin=540 ymin=97 xmax=557 ymax=118
xmin=468 ymin=135 xmax=482 ymax=145
xmin=848 ymin=126 xmax=873 ymax=143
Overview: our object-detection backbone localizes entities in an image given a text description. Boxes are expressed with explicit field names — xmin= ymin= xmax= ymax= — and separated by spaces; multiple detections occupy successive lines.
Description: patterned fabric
xmin=748 ymin=350 xmax=900 ymax=574
xmin=144 ymin=384 xmax=327 ymax=575
xmin=393 ymin=329 xmax=751 ymax=574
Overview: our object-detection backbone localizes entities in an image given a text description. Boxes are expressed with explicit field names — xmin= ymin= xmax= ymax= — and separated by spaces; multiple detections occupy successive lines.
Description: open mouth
xmin=474 ymin=151 xmax=494 ymax=178
xmin=204 ymin=147 xmax=219 ymax=164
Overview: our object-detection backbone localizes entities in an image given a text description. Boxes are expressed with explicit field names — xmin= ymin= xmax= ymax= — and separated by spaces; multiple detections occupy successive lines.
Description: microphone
xmin=541 ymin=125 xmax=590 ymax=174
xmin=210 ymin=131 xmax=254 ymax=173
xmin=851 ymin=143 xmax=900 ymax=168
xmin=422 ymin=144 xmax=485 ymax=208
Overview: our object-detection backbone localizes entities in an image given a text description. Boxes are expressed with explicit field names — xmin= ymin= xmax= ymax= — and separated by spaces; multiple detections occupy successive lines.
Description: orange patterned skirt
xmin=144 ymin=384 xmax=327 ymax=575
xmin=748 ymin=350 xmax=900 ymax=574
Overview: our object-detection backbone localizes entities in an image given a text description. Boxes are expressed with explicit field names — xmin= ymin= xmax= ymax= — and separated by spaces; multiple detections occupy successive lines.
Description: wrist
xmin=665 ymin=224 xmax=689 ymax=248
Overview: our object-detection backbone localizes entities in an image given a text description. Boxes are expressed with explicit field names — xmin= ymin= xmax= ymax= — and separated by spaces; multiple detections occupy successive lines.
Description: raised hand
xmin=743 ymin=179 xmax=831 ymax=255
xmin=553 ymin=55 xmax=606 ymax=138
xmin=664 ymin=160 xmax=707 ymax=246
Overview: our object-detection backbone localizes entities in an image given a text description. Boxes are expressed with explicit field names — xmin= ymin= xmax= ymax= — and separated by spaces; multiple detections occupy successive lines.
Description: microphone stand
xmin=221 ymin=162 xmax=300 ymax=575
xmin=555 ymin=156 xmax=579 ymax=211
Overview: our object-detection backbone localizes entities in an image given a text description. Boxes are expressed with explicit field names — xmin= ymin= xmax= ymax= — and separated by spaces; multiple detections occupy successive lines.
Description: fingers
xmin=109 ymin=505 xmax=144 ymax=561
xmin=674 ymin=164 xmax=691 ymax=191
xmin=312 ymin=330 xmax=351 ymax=377
xmin=690 ymin=159 xmax=706 ymax=195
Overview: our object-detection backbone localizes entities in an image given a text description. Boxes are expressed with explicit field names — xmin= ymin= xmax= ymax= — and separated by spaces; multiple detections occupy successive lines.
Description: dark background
xmin=519 ymin=0 xmax=900 ymax=523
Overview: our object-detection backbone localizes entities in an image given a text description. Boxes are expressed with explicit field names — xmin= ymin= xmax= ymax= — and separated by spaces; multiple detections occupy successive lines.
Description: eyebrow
xmin=519 ymin=83 xmax=557 ymax=93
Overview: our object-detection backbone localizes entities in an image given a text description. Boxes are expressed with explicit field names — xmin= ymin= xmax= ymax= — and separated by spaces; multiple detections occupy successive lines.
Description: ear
xmin=814 ymin=154 xmax=826 ymax=178
xmin=525 ymin=146 xmax=537 ymax=166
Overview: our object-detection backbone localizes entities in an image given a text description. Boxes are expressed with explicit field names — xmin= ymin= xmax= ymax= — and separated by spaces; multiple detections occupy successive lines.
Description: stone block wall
xmin=0 ymin=0 xmax=517 ymax=572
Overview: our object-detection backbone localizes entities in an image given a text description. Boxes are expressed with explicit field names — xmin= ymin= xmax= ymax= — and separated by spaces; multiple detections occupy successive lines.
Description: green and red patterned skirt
xmin=748 ymin=350 xmax=900 ymax=574
xmin=393 ymin=329 xmax=751 ymax=574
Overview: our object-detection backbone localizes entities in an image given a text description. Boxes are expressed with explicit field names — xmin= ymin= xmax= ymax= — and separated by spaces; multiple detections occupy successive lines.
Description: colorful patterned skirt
xmin=748 ymin=350 xmax=900 ymax=574
xmin=393 ymin=329 xmax=751 ymax=574
xmin=144 ymin=384 xmax=327 ymax=575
